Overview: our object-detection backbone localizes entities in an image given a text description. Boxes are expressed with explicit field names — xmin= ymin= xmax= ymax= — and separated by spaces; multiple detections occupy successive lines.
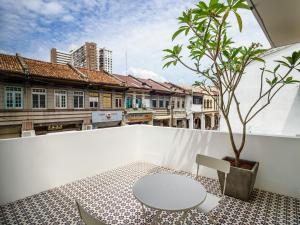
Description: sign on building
xmin=92 ymin=111 xmax=122 ymax=123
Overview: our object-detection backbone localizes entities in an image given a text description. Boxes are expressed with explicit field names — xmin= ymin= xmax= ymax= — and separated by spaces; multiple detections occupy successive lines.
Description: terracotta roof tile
xmin=24 ymin=58 xmax=82 ymax=81
xmin=78 ymin=68 xmax=122 ymax=85
xmin=162 ymin=82 xmax=186 ymax=94
xmin=114 ymin=74 xmax=151 ymax=89
xmin=135 ymin=78 xmax=171 ymax=92
xmin=0 ymin=53 xmax=23 ymax=73
xmin=0 ymin=53 xmax=122 ymax=86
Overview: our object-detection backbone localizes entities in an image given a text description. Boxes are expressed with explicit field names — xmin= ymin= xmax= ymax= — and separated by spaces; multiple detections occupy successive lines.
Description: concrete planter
xmin=217 ymin=157 xmax=259 ymax=201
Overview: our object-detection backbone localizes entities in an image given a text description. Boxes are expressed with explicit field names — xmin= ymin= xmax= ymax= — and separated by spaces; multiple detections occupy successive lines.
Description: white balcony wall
xmin=0 ymin=125 xmax=300 ymax=205
xmin=220 ymin=43 xmax=300 ymax=136
xmin=0 ymin=126 xmax=139 ymax=204
xmin=137 ymin=125 xmax=300 ymax=199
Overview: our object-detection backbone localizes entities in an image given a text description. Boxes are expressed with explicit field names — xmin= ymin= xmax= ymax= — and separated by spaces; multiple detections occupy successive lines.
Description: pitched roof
xmin=162 ymin=82 xmax=187 ymax=94
xmin=0 ymin=53 xmax=23 ymax=73
xmin=0 ymin=53 xmax=122 ymax=86
xmin=134 ymin=77 xmax=171 ymax=93
xmin=113 ymin=74 xmax=151 ymax=89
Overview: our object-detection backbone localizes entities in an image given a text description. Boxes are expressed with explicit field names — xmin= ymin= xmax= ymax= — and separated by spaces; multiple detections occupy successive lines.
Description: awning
xmin=247 ymin=0 xmax=300 ymax=47
xmin=153 ymin=115 xmax=171 ymax=120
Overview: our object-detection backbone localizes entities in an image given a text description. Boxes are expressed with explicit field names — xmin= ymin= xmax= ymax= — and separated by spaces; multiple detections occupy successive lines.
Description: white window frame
xmin=5 ymin=86 xmax=23 ymax=109
xmin=32 ymin=88 xmax=47 ymax=109
xmin=115 ymin=97 xmax=122 ymax=108
xmin=73 ymin=91 xmax=84 ymax=109
xmin=89 ymin=96 xmax=98 ymax=108
xmin=54 ymin=90 xmax=67 ymax=109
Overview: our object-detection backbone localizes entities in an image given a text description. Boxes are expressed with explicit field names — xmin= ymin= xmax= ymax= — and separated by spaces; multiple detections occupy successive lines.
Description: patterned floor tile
xmin=0 ymin=162 xmax=299 ymax=225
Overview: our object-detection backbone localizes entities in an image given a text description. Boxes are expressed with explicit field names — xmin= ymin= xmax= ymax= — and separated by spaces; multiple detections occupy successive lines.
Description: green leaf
xmin=172 ymin=28 xmax=185 ymax=41
xmin=163 ymin=49 xmax=173 ymax=54
xmin=275 ymin=60 xmax=290 ymax=68
xmin=274 ymin=64 xmax=280 ymax=73
xmin=163 ymin=61 xmax=175 ymax=69
xmin=234 ymin=2 xmax=250 ymax=10
xmin=252 ymin=57 xmax=265 ymax=63
xmin=234 ymin=11 xmax=242 ymax=32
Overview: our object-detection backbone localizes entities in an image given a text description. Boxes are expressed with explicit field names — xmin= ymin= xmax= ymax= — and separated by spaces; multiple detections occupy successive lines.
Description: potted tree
xmin=163 ymin=0 xmax=300 ymax=201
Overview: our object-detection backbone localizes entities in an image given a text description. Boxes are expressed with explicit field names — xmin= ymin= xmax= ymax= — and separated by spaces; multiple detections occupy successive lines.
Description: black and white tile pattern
xmin=0 ymin=162 xmax=299 ymax=224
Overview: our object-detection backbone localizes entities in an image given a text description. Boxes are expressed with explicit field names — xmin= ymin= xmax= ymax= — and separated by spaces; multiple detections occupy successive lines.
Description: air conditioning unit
xmin=86 ymin=125 xmax=93 ymax=130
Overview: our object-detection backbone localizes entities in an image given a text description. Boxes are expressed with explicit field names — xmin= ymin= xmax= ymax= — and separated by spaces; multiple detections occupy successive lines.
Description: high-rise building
xmin=51 ymin=42 xmax=112 ymax=73
xmin=71 ymin=42 xmax=98 ymax=70
xmin=50 ymin=48 xmax=72 ymax=65
xmin=99 ymin=48 xmax=112 ymax=74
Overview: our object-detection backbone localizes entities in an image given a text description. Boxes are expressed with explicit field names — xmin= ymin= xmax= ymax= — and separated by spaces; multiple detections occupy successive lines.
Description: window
xmin=55 ymin=90 xmax=67 ymax=108
xmin=102 ymin=93 xmax=112 ymax=109
xmin=115 ymin=97 xmax=122 ymax=108
xmin=126 ymin=96 xmax=133 ymax=108
xmin=89 ymin=92 xmax=99 ymax=108
xmin=193 ymin=96 xmax=203 ymax=105
xmin=5 ymin=86 xmax=23 ymax=109
xmin=152 ymin=99 xmax=157 ymax=108
xmin=177 ymin=100 xmax=180 ymax=108
xmin=74 ymin=91 xmax=84 ymax=109
xmin=32 ymin=88 xmax=46 ymax=109
xmin=182 ymin=100 xmax=185 ymax=108
xmin=165 ymin=100 xmax=169 ymax=108
xmin=159 ymin=99 xmax=164 ymax=108
xmin=136 ymin=95 xmax=142 ymax=108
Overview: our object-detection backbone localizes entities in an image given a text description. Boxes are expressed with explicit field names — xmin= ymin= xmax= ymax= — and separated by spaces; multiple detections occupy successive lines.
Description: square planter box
xmin=217 ymin=156 xmax=259 ymax=201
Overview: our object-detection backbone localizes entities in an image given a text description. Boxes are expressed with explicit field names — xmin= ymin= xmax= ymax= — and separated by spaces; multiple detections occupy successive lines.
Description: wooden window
xmin=54 ymin=90 xmax=67 ymax=108
xmin=5 ymin=86 xmax=23 ymax=109
xmin=115 ymin=94 xmax=123 ymax=108
xmin=89 ymin=92 xmax=99 ymax=108
xmin=74 ymin=91 xmax=84 ymax=109
xmin=32 ymin=88 xmax=46 ymax=109
xmin=102 ymin=93 xmax=112 ymax=109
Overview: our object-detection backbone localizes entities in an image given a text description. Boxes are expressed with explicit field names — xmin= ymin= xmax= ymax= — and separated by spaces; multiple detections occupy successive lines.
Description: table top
xmin=132 ymin=173 xmax=207 ymax=211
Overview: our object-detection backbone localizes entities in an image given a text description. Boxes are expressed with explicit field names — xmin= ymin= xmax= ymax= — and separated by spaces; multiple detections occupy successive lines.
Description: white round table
xmin=133 ymin=173 xmax=207 ymax=224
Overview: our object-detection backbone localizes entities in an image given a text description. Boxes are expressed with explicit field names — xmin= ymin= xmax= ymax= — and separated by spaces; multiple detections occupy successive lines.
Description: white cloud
xmin=128 ymin=67 xmax=167 ymax=82
xmin=62 ymin=15 xmax=74 ymax=22
xmin=0 ymin=0 xmax=270 ymax=85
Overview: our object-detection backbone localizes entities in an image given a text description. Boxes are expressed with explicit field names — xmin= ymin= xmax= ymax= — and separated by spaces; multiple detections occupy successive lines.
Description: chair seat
xmin=197 ymin=193 xmax=221 ymax=214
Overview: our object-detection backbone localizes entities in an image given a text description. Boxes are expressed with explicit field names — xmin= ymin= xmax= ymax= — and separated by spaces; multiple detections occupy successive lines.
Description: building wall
xmin=0 ymin=82 xmax=124 ymax=137
xmin=220 ymin=43 xmax=300 ymax=136
xmin=0 ymin=125 xmax=299 ymax=204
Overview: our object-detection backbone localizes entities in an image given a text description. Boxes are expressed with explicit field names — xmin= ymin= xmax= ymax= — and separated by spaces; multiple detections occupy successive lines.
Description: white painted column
xmin=201 ymin=113 xmax=205 ymax=130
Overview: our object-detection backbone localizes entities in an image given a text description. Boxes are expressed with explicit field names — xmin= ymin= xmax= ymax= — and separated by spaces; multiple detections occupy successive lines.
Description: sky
xmin=0 ymin=0 xmax=269 ymax=85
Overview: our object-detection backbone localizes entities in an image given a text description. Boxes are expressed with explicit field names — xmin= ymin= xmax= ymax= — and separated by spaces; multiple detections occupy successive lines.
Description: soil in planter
xmin=223 ymin=157 xmax=255 ymax=170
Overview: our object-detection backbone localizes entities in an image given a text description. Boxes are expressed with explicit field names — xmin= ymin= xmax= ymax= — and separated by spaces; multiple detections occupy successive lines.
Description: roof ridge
xmin=67 ymin=63 xmax=88 ymax=80
xmin=111 ymin=74 xmax=127 ymax=86
xmin=130 ymin=75 xmax=152 ymax=88
xmin=16 ymin=53 xmax=29 ymax=75
xmin=148 ymin=78 xmax=170 ymax=91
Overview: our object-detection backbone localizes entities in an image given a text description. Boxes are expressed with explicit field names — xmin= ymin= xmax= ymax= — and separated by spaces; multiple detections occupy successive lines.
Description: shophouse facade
xmin=135 ymin=78 xmax=172 ymax=127
xmin=113 ymin=74 xmax=153 ymax=125
xmin=161 ymin=82 xmax=188 ymax=128
xmin=0 ymin=53 xmax=125 ymax=139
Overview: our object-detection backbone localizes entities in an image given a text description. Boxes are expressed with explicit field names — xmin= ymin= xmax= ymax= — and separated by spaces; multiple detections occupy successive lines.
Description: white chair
xmin=75 ymin=200 xmax=107 ymax=225
xmin=195 ymin=154 xmax=230 ymax=224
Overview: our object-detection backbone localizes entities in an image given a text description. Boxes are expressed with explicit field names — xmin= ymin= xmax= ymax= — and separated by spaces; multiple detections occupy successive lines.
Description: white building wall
xmin=1 ymin=126 xmax=300 ymax=204
xmin=220 ymin=43 xmax=300 ymax=136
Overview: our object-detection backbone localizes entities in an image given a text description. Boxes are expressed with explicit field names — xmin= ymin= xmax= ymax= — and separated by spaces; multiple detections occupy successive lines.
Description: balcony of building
xmin=0 ymin=125 xmax=299 ymax=224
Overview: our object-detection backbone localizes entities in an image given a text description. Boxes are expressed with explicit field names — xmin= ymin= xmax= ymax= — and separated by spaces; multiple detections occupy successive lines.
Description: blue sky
xmin=0 ymin=0 xmax=269 ymax=84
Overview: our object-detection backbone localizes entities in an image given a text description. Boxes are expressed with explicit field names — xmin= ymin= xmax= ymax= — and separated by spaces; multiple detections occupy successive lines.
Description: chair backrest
xmin=196 ymin=154 xmax=230 ymax=174
xmin=75 ymin=200 xmax=107 ymax=225
xmin=196 ymin=154 xmax=231 ymax=196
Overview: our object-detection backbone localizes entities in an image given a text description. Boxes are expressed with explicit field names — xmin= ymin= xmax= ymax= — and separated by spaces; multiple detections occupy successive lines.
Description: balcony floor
xmin=0 ymin=162 xmax=299 ymax=225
